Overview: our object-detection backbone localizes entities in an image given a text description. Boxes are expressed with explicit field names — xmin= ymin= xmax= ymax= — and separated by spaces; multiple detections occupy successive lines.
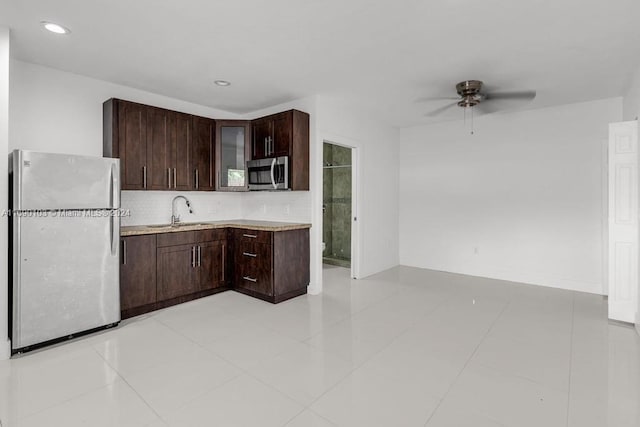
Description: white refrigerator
xmin=10 ymin=150 xmax=121 ymax=353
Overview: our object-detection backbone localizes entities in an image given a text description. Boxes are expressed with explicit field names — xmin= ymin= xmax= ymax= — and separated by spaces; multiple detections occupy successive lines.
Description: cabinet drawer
xmin=157 ymin=231 xmax=195 ymax=247
xmin=196 ymin=228 xmax=225 ymax=242
xmin=233 ymin=228 xmax=272 ymax=244
xmin=236 ymin=262 xmax=272 ymax=296
xmin=238 ymin=241 xmax=272 ymax=265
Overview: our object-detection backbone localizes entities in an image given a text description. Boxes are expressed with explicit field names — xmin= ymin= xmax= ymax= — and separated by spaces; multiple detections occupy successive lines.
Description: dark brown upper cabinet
xmin=103 ymin=98 xmax=214 ymax=191
xmin=191 ymin=115 xmax=215 ymax=191
xmin=251 ymin=118 xmax=271 ymax=160
xmin=105 ymin=99 xmax=309 ymax=192
xmin=146 ymin=108 xmax=192 ymax=191
xmin=104 ymin=99 xmax=148 ymax=190
xmin=250 ymin=110 xmax=309 ymax=191
xmin=146 ymin=106 xmax=171 ymax=190
xmin=171 ymin=111 xmax=192 ymax=191
xmin=215 ymin=120 xmax=250 ymax=192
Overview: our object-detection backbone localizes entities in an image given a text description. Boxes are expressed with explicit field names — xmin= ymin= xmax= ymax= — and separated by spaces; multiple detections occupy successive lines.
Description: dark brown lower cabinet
xmin=232 ymin=228 xmax=310 ymax=303
xmin=156 ymin=230 xmax=228 ymax=305
xmin=120 ymin=226 xmax=308 ymax=318
xmin=120 ymin=234 xmax=157 ymax=318
xmin=235 ymin=240 xmax=273 ymax=296
xmin=197 ymin=240 xmax=226 ymax=291
xmin=157 ymin=243 xmax=197 ymax=300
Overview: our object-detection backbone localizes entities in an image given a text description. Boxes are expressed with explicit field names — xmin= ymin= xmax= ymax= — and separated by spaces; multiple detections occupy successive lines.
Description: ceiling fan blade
xmin=415 ymin=96 xmax=460 ymax=103
xmin=425 ymin=102 xmax=458 ymax=117
xmin=473 ymin=102 xmax=505 ymax=115
xmin=483 ymin=90 xmax=536 ymax=101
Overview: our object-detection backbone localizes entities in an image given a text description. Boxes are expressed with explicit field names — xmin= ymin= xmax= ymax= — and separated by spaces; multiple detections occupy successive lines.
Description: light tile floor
xmin=1 ymin=265 xmax=639 ymax=426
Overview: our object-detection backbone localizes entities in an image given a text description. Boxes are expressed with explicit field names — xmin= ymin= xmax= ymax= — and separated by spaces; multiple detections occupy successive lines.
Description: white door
xmin=608 ymin=121 xmax=638 ymax=323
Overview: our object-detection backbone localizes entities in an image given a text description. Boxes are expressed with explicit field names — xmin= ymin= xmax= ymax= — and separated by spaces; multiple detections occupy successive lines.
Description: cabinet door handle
xmin=143 ymin=166 xmax=147 ymax=189
xmin=269 ymin=136 xmax=273 ymax=155
xmin=173 ymin=168 xmax=177 ymax=188
xmin=221 ymin=244 xmax=225 ymax=282
xmin=242 ymin=234 xmax=257 ymax=239
xmin=242 ymin=252 xmax=257 ymax=258
xmin=264 ymin=137 xmax=267 ymax=156
xmin=195 ymin=169 xmax=199 ymax=189
xmin=122 ymin=240 xmax=127 ymax=265
xmin=197 ymin=245 xmax=202 ymax=267
xmin=243 ymin=276 xmax=257 ymax=283
xmin=167 ymin=168 xmax=171 ymax=188
xmin=191 ymin=246 xmax=196 ymax=267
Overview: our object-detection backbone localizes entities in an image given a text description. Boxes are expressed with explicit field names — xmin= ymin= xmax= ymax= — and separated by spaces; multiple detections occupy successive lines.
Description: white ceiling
xmin=2 ymin=0 xmax=640 ymax=127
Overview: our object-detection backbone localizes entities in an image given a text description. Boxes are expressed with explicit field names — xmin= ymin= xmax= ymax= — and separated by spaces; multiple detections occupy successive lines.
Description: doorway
xmin=322 ymin=142 xmax=353 ymax=269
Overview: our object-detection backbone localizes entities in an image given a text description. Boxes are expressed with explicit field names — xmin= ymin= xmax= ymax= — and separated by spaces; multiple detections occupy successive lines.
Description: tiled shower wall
xmin=323 ymin=143 xmax=352 ymax=262
xmin=120 ymin=190 xmax=311 ymax=226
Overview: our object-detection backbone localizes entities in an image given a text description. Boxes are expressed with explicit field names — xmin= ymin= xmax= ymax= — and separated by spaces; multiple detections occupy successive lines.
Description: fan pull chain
xmin=471 ymin=106 xmax=474 ymax=135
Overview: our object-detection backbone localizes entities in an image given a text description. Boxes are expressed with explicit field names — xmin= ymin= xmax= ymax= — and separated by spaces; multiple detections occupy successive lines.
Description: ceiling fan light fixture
xmin=422 ymin=79 xmax=536 ymax=127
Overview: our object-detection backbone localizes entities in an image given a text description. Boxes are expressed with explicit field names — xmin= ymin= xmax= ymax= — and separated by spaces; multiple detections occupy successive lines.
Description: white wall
xmin=9 ymin=59 xmax=240 ymax=156
xmin=316 ymin=95 xmax=400 ymax=278
xmin=400 ymin=98 xmax=622 ymax=295
xmin=623 ymin=66 xmax=640 ymax=121
xmin=0 ymin=28 xmax=10 ymax=359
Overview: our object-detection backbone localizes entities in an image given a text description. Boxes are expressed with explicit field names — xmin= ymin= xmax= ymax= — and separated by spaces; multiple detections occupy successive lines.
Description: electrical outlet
xmin=261 ymin=204 xmax=267 ymax=214
xmin=284 ymin=204 xmax=290 ymax=215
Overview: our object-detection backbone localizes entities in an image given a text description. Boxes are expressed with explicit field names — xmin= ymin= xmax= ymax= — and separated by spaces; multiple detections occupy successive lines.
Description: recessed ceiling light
xmin=41 ymin=21 xmax=71 ymax=35
xmin=214 ymin=80 xmax=231 ymax=87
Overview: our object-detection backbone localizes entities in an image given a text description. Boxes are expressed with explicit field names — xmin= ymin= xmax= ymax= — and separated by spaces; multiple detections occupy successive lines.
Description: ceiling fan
xmin=422 ymin=80 xmax=536 ymax=117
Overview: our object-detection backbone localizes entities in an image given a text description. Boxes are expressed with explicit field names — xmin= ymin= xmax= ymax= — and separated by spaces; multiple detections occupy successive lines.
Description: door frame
xmin=321 ymin=138 xmax=361 ymax=280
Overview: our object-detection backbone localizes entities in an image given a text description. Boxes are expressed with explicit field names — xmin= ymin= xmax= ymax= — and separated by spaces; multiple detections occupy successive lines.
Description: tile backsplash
xmin=121 ymin=190 xmax=312 ymax=226
xmin=242 ymin=191 xmax=312 ymax=223
xmin=120 ymin=191 xmax=244 ymax=226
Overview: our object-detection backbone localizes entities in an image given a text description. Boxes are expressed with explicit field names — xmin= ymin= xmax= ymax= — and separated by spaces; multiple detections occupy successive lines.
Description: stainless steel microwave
xmin=247 ymin=156 xmax=289 ymax=191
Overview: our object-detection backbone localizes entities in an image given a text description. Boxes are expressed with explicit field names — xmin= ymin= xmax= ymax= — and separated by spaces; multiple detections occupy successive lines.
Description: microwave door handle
xmin=274 ymin=159 xmax=280 ymax=187
xmin=270 ymin=158 xmax=277 ymax=189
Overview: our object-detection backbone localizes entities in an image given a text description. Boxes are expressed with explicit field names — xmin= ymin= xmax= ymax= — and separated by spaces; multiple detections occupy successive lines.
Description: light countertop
xmin=121 ymin=219 xmax=311 ymax=236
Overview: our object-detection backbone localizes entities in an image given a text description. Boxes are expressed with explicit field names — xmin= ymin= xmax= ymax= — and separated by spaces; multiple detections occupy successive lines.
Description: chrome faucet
xmin=171 ymin=195 xmax=193 ymax=226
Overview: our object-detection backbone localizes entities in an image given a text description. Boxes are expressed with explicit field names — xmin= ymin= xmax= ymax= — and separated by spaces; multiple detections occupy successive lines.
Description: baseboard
xmin=400 ymin=262 xmax=604 ymax=295
xmin=307 ymin=283 xmax=321 ymax=295
xmin=0 ymin=338 xmax=11 ymax=360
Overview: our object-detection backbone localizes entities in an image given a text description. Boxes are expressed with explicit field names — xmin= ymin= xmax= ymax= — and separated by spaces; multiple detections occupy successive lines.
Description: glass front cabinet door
xmin=215 ymin=121 xmax=251 ymax=191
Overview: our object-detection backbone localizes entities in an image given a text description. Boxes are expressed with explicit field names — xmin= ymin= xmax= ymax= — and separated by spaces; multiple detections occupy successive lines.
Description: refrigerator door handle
xmin=110 ymin=214 xmax=118 ymax=256
xmin=110 ymin=163 xmax=120 ymax=209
